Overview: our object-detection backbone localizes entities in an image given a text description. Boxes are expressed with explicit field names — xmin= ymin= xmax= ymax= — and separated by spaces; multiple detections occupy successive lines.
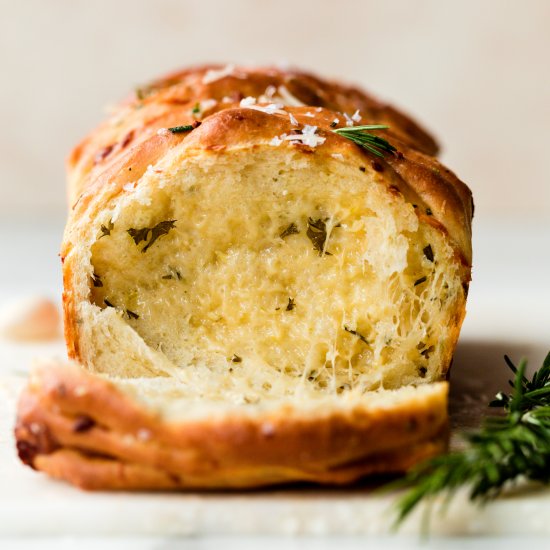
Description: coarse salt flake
xmin=344 ymin=112 xmax=354 ymax=127
xmin=269 ymin=134 xmax=287 ymax=146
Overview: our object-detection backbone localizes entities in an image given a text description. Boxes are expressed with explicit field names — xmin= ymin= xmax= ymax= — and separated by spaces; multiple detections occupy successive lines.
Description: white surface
xmin=0 ymin=220 xmax=549 ymax=544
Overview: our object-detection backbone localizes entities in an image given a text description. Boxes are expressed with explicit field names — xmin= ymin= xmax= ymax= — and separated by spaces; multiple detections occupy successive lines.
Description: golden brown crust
xmin=15 ymin=363 xmax=448 ymax=490
xmin=66 ymin=64 xmax=439 ymax=204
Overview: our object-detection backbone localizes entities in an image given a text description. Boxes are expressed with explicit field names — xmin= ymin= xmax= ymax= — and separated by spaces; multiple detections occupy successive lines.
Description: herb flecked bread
xmin=15 ymin=65 xmax=473 ymax=489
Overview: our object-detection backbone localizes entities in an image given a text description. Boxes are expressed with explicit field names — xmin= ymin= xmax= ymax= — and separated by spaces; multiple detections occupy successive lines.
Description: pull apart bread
xmin=15 ymin=65 xmax=473 ymax=489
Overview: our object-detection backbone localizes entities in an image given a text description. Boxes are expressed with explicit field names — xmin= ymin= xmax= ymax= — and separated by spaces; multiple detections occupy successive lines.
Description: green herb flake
xmin=280 ymin=222 xmax=299 ymax=239
xmin=344 ymin=326 xmax=369 ymax=346
xmin=414 ymin=276 xmax=427 ymax=286
xmin=168 ymin=125 xmax=194 ymax=133
xmin=104 ymin=299 xmax=114 ymax=308
xmin=231 ymin=354 xmax=242 ymax=363
xmin=91 ymin=273 xmax=103 ymax=288
xmin=127 ymin=220 xmax=176 ymax=253
xmin=135 ymin=87 xmax=148 ymax=101
xmin=332 ymin=125 xmax=397 ymax=158
xmin=417 ymin=366 xmax=428 ymax=378
xmin=162 ymin=267 xmax=182 ymax=280
xmin=306 ymin=218 xmax=333 ymax=256
xmin=191 ymin=102 xmax=200 ymax=115
xmin=420 ymin=345 xmax=434 ymax=359
xmin=98 ymin=220 xmax=114 ymax=239
xmin=286 ymin=298 xmax=295 ymax=311
xmin=126 ymin=309 xmax=139 ymax=320
xmin=423 ymin=244 xmax=434 ymax=262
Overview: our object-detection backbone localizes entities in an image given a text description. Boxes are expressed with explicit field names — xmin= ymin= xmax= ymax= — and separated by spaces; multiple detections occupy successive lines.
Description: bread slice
xmin=16 ymin=65 xmax=472 ymax=488
xmin=16 ymin=361 xmax=448 ymax=489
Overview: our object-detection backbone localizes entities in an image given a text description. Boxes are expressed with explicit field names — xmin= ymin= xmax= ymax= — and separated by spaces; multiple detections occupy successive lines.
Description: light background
xmin=1 ymin=0 xmax=549 ymax=223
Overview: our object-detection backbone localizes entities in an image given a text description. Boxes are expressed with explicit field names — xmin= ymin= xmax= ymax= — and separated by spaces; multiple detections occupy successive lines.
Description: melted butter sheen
xmin=88 ymin=154 xmax=464 ymax=400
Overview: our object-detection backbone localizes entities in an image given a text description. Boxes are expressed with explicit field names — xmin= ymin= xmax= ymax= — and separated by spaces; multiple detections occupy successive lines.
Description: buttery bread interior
xmin=76 ymin=147 xmax=464 ymax=411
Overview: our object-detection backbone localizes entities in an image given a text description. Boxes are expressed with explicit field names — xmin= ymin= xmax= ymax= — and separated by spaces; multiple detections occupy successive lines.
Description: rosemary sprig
xmin=332 ymin=124 xmax=397 ymax=158
xmin=391 ymin=352 xmax=550 ymax=528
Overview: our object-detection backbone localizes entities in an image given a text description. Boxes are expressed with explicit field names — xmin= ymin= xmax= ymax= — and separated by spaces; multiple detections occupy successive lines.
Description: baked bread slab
xmin=16 ymin=65 xmax=473 ymax=489
xmin=16 ymin=361 xmax=448 ymax=489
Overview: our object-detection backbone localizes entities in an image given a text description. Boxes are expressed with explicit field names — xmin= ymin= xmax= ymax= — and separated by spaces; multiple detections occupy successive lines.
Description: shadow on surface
xmin=449 ymin=339 xmax=548 ymax=430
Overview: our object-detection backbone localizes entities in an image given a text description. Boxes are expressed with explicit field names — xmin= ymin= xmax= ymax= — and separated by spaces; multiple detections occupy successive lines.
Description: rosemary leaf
xmin=98 ymin=220 xmax=114 ymax=239
xmin=280 ymin=222 xmax=299 ymax=239
xmin=344 ymin=325 xmax=369 ymax=346
xmin=306 ymin=218 xmax=333 ymax=256
xmin=127 ymin=220 xmax=176 ymax=253
xmin=332 ymin=125 xmax=397 ymax=158
xmin=126 ymin=309 xmax=139 ymax=320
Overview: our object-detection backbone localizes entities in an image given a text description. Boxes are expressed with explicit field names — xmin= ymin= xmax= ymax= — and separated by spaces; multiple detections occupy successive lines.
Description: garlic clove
xmin=0 ymin=296 xmax=61 ymax=342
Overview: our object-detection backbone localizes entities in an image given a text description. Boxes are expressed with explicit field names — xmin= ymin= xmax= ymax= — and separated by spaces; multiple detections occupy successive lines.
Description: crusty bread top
xmin=67 ymin=64 xmax=438 ymax=194
xmin=63 ymin=65 xmax=473 ymax=267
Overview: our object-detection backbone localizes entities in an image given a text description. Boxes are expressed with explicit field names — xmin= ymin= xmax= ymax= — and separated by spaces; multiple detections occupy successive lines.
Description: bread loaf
xmin=15 ymin=65 xmax=473 ymax=489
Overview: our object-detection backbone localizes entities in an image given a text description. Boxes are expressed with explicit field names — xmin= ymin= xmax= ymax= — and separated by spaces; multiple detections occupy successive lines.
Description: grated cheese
xmin=249 ymin=103 xmax=287 ymax=115
xmin=284 ymin=125 xmax=326 ymax=147
xmin=277 ymin=85 xmax=305 ymax=106
xmin=288 ymin=113 xmax=299 ymax=126
xmin=269 ymin=134 xmax=287 ymax=146
xmin=351 ymin=109 xmax=362 ymax=122
xmin=202 ymin=64 xmax=236 ymax=84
